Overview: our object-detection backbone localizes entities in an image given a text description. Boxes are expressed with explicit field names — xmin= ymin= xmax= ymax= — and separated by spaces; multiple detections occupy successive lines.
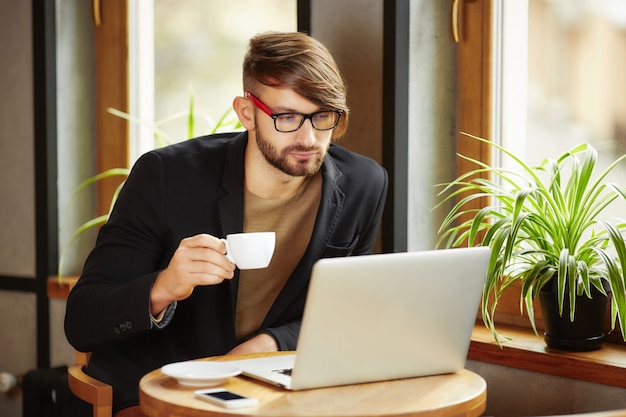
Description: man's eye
xmin=277 ymin=114 xmax=299 ymax=123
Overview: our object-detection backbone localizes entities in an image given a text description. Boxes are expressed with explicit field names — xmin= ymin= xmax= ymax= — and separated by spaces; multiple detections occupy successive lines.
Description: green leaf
xmin=437 ymin=134 xmax=626 ymax=344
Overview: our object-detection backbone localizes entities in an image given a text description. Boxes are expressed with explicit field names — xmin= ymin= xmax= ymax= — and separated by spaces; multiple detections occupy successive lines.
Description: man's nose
xmin=295 ymin=118 xmax=317 ymax=146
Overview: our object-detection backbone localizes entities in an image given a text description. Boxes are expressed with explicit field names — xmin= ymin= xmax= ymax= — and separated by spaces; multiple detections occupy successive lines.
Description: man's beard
xmin=255 ymin=125 xmax=328 ymax=177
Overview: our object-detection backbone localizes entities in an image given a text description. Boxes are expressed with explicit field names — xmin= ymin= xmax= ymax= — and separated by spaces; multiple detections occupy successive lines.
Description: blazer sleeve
xmin=263 ymin=322 xmax=300 ymax=351
xmin=65 ymin=151 xmax=168 ymax=352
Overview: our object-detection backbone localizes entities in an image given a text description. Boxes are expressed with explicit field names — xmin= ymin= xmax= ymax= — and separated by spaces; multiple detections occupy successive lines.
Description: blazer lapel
xmin=218 ymin=132 xmax=247 ymax=236
xmin=217 ymin=132 xmax=247 ymax=319
xmin=304 ymin=151 xmax=345 ymax=263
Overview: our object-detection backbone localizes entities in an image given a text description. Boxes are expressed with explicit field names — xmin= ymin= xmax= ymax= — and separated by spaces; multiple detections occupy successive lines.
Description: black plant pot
xmin=538 ymin=278 xmax=610 ymax=351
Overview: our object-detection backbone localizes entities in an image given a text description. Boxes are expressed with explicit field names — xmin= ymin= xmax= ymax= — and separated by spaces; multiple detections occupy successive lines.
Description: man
xmin=65 ymin=31 xmax=388 ymax=416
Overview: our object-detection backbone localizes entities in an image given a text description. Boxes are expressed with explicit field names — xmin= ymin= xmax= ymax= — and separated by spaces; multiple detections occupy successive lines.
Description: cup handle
xmin=220 ymin=239 xmax=235 ymax=263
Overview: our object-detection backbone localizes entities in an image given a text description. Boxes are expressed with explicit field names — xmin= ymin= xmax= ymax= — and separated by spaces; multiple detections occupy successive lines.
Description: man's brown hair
xmin=243 ymin=31 xmax=349 ymax=139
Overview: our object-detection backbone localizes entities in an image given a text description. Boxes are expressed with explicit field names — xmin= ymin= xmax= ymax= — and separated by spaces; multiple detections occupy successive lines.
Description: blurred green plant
xmin=58 ymin=94 xmax=242 ymax=279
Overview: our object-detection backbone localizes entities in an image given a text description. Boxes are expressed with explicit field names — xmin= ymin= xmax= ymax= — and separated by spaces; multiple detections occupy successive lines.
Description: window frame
xmin=456 ymin=0 xmax=492 ymax=181
xmin=94 ymin=0 xmax=130 ymax=216
xmin=456 ymin=0 xmax=548 ymax=330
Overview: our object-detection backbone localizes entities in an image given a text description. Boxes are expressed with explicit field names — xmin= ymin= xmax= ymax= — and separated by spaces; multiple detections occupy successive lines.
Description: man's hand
xmin=150 ymin=234 xmax=236 ymax=315
xmin=227 ymin=333 xmax=278 ymax=355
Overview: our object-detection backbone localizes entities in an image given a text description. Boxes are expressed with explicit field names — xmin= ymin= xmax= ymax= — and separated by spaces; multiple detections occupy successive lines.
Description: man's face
xmin=250 ymin=88 xmax=333 ymax=177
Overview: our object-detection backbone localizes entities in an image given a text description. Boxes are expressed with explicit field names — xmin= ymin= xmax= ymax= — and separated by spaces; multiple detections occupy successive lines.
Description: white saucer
xmin=161 ymin=361 xmax=242 ymax=386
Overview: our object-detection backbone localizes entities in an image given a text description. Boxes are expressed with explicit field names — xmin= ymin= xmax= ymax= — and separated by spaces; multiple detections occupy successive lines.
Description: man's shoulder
xmin=130 ymin=131 xmax=246 ymax=178
xmin=154 ymin=131 xmax=245 ymax=158
xmin=327 ymin=143 xmax=385 ymax=173
xmin=326 ymin=144 xmax=388 ymax=196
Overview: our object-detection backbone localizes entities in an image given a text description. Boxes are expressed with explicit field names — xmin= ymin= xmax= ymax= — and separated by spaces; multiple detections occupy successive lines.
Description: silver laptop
xmin=228 ymin=247 xmax=491 ymax=390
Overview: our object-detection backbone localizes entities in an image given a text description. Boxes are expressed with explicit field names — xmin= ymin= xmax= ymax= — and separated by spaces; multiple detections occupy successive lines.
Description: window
xmin=463 ymin=0 xmax=626 ymax=328
xmin=146 ymin=0 xmax=296 ymax=156
xmin=464 ymin=2 xmax=626 ymax=391
xmin=94 ymin=0 xmax=297 ymax=214
xmin=523 ymin=1 xmax=626 ymax=167
xmin=498 ymin=0 xmax=626 ymax=180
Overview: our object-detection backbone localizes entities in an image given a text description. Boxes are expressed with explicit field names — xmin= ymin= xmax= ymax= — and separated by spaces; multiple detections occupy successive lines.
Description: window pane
xmin=527 ymin=1 xmax=626 ymax=174
xmin=154 ymin=0 xmax=297 ymax=142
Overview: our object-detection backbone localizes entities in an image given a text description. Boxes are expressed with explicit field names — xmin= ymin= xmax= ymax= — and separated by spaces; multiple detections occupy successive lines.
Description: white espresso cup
xmin=220 ymin=232 xmax=276 ymax=270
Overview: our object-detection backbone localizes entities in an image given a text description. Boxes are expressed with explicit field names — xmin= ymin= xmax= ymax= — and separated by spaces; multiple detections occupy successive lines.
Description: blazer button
xmin=115 ymin=321 xmax=133 ymax=334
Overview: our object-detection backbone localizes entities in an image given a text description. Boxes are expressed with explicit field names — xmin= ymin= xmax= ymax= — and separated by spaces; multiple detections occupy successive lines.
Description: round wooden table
xmin=139 ymin=352 xmax=487 ymax=417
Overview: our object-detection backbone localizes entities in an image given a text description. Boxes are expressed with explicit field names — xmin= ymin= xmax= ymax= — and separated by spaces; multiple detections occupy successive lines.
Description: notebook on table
xmin=228 ymin=246 xmax=491 ymax=390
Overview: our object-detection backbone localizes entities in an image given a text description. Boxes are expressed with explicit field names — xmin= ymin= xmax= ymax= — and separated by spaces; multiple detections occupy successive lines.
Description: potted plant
xmin=436 ymin=134 xmax=626 ymax=350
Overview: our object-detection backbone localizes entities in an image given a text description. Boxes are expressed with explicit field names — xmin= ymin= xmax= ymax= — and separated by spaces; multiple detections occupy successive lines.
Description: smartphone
xmin=194 ymin=388 xmax=259 ymax=409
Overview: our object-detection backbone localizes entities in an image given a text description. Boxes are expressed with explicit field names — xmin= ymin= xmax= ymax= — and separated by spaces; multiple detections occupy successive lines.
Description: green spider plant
xmin=436 ymin=134 xmax=626 ymax=344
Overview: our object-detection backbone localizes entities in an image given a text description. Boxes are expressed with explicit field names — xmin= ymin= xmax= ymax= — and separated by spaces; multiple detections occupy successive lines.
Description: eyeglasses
xmin=247 ymin=92 xmax=343 ymax=133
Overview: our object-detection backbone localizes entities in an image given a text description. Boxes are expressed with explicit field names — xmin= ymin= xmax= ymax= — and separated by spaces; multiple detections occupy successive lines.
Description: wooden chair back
xmin=67 ymin=350 xmax=113 ymax=417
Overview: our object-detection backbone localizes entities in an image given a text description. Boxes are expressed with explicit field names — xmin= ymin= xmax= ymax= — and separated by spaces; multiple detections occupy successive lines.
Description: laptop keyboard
xmin=273 ymin=368 xmax=293 ymax=376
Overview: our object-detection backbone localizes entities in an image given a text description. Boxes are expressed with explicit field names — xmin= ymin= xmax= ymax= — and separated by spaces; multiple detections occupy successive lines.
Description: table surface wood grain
xmin=139 ymin=352 xmax=487 ymax=417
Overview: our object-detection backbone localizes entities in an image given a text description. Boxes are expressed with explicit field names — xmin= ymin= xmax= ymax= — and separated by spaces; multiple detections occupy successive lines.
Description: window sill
xmin=469 ymin=323 xmax=626 ymax=388
xmin=47 ymin=276 xmax=79 ymax=299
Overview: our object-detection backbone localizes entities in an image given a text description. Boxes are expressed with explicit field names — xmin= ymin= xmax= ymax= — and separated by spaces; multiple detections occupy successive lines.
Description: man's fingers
xmin=180 ymin=234 xmax=227 ymax=253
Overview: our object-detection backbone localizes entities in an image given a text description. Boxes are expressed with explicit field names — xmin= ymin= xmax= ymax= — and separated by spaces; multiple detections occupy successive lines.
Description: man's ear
xmin=233 ymin=96 xmax=255 ymax=131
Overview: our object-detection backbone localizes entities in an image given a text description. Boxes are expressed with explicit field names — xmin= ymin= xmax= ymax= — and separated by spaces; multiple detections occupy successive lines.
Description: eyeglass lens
xmin=274 ymin=112 xmax=340 ymax=132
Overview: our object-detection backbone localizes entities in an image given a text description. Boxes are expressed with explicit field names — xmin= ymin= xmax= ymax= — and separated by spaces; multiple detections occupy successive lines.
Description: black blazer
xmin=65 ymin=132 xmax=388 ymax=412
